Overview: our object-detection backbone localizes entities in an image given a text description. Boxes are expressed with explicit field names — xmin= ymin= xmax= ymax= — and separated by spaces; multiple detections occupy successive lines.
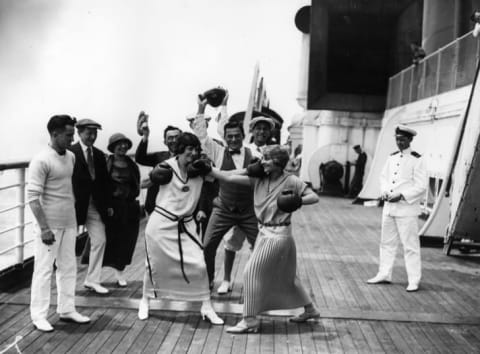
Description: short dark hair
xmin=164 ymin=125 xmax=181 ymax=139
xmin=174 ymin=132 xmax=201 ymax=155
xmin=47 ymin=115 xmax=76 ymax=134
xmin=223 ymin=120 xmax=245 ymax=138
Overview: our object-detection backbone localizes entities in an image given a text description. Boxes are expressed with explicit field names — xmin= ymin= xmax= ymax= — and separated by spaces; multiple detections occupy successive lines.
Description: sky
xmin=0 ymin=0 xmax=305 ymax=161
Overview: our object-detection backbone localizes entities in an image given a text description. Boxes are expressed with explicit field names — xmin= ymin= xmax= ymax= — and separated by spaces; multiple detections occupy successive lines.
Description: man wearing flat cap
xmin=70 ymin=118 xmax=111 ymax=294
xmin=367 ymin=125 xmax=426 ymax=292
xmin=247 ymin=116 xmax=275 ymax=158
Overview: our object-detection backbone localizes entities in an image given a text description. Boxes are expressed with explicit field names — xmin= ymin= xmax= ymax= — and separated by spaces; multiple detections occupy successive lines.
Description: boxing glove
xmin=246 ymin=160 xmax=266 ymax=178
xmin=187 ymin=158 xmax=212 ymax=178
xmin=277 ymin=189 xmax=302 ymax=213
xmin=150 ymin=163 xmax=173 ymax=185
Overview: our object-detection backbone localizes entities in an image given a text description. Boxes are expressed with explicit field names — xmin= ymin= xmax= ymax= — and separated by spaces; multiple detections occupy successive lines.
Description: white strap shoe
xmin=217 ymin=280 xmax=232 ymax=295
xmin=33 ymin=319 xmax=54 ymax=332
xmin=200 ymin=308 xmax=224 ymax=325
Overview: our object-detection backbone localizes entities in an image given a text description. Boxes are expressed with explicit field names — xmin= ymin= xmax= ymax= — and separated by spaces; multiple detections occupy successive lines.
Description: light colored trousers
xmin=30 ymin=227 xmax=77 ymax=321
xmin=84 ymin=200 xmax=106 ymax=284
xmin=378 ymin=214 xmax=422 ymax=285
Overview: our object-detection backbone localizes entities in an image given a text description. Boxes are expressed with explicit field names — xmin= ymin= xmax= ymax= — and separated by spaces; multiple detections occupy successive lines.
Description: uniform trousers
xmin=203 ymin=206 xmax=258 ymax=284
xmin=30 ymin=227 xmax=77 ymax=321
xmin=84 ymin=200 xmax=106 ymax=284
xmin=378 ymin=214 xmax=421 ymax=285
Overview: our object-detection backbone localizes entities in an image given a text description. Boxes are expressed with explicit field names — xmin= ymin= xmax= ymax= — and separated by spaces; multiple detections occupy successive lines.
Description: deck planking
xmin=0 ymin=196 xmax=479 ymax=353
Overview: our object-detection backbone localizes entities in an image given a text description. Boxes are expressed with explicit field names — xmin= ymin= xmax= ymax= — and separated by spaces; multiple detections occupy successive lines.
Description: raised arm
xmin=135 ymin=113 xmax=159 ymax=167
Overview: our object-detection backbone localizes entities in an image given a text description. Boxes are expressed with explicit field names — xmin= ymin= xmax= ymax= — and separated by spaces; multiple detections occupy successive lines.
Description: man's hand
xmin=137 ymin=111 xmax=149 ymax=138
xmin=197 ymin=96 xmax=208 ymax=114
xmin=387 ymin=193 xmax=403 ymax=203
xmin=107 ymin=208 xmax=114 ymax=217
xmin=40 ymin=228 xmax=55 ymax=245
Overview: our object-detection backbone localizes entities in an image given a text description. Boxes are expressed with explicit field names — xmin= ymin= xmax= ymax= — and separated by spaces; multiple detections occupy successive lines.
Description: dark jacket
xmin=70 ymin=142 xmax=111 ymax=224
xmin=134 ymin=139 xmax=172 ymax=214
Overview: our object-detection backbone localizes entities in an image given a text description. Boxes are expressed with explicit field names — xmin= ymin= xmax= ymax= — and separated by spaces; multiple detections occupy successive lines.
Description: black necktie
xmin=229 ymin=149 xmax=241 ymax=155
xmin=87 ymin=147 xmax=96 ymax=180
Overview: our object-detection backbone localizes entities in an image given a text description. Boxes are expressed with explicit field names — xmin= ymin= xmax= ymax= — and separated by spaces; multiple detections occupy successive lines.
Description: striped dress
xmin=243 ymin=173 xmax=312 ymax=317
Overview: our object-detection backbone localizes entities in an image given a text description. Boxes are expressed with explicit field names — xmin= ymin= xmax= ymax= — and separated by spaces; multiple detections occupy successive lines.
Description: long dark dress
xmin=103 ymin=155 xmax=140 ymax=271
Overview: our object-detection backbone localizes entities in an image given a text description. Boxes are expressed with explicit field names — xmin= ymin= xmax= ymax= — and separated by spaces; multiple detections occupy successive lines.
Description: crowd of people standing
xmin=26 ymin=89 xmax=426 ymax=334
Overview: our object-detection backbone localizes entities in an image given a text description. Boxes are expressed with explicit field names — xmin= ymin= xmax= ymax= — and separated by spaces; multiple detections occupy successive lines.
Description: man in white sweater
xmin=28 ymin=115 xmax=90 ymax=332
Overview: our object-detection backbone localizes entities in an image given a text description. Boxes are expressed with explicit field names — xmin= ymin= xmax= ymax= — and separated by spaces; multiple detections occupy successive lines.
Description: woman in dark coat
xmin=103 ymin=133 xmax=141 ymax=287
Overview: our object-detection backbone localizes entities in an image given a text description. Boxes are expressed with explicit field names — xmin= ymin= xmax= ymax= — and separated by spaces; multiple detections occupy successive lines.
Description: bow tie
xmin=228 ymin=149 xmax=241 ymax=155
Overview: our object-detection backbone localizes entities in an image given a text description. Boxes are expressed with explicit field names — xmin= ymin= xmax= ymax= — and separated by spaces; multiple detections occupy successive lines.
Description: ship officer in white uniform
xmin=367 ymin=125 xmax=427 ymax=292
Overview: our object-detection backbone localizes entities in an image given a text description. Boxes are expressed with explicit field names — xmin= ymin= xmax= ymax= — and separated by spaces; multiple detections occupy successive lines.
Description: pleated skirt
xmin=242 ymin=225 xmax=311 ymax=316
xmin=144 ymin=212 xmax=210 ymax=301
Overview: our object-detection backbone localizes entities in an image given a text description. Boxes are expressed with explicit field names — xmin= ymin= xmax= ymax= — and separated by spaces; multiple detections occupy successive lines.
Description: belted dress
xmin=242 ymin=173 xmax=312 ymax=317
xmin=144 ymin=158 xmax=210 ymax=301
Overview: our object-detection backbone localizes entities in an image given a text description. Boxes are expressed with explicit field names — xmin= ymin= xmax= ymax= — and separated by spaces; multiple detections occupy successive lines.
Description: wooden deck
xmin=1 ymin=196 xmax=480 ymax=353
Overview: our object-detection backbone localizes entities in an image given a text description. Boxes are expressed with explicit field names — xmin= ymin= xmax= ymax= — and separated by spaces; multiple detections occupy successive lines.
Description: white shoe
xmin=217 ymin=280 xmax=232 ymax=295
xmin=138 ymin=298 xmax=149 ymax=320
xmin=33 ymin=319 xmax=54 ymax=332
xmin=200 ymin=308 xmax=224 ymax=325
xmin=116 ymin=270 xmax=127 ymax=287
xmin=84 ymin=282 xmax=109 ymax=294
xmin=406 ymin=283 xmax=419 ymax=292
xmin=366 ymin=274 xmax=391 ymax=284
xmin=59 ymin=311 xmax=91 ymax=324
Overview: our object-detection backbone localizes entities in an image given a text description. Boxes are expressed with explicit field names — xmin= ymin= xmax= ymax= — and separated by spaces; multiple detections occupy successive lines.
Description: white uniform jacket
xmin=380 ymin=148 xmax=427 ymax=217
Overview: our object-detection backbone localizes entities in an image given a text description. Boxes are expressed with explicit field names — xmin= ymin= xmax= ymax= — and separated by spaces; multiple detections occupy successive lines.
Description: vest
xmin=217 ymin=147 xmax=254 ymax=212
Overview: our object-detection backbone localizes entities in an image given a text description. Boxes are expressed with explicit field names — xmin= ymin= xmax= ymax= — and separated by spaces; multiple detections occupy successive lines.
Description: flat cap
xmin=77 ymin=118 xmax=102 ymax=130
xmin=395 ymin=125 xmax=416 ymax=137
xmin=249 ymin=116 xmax=275 ymax=131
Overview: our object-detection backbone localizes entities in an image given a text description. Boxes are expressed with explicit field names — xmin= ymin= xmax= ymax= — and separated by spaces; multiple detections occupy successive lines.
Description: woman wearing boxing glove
xmin=209 ymin=145 xmax=320 ymax=333
xmin=138 ymin=132 xmax=222 ymax=325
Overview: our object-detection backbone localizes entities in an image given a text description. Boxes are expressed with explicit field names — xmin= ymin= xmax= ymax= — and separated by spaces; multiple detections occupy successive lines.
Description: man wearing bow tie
xmin=191 ymin=101 xmax=258 ymax=291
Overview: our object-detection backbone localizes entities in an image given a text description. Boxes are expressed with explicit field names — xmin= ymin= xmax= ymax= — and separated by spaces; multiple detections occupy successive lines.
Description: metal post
xmin=16 ymin=168 xmax=25 ymax=264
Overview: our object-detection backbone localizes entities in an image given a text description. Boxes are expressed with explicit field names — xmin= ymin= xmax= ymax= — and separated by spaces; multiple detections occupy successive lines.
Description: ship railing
xmin=0 ymin=156 xmax=149 ymax=274
xmin=387 ymin=30 xmax=480 ymax=109
xmin=0 ymin=161 xmax=34 ymax=273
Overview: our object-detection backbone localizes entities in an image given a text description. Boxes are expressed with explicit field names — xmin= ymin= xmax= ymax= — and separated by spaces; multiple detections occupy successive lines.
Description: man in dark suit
xmin=135 ymin=112 xmax=181 ymax=214
xmin=349 ymin=145 xmax=367 ymax=198
xmin=70 ymin=119 xmax=111 ymax=294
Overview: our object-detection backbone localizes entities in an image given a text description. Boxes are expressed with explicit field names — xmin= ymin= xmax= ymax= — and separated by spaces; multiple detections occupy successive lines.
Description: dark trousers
xmin=203 ymin=206 xmax=258 ymax=285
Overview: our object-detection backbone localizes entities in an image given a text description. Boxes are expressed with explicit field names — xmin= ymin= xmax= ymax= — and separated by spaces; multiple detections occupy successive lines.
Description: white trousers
xmin=84 ymin=200 xmax=106 ymax=284
xmin=30 ymin=227 xmax=77 ymax=321
xmin=378 ymin=214 xmax=422 ymax=285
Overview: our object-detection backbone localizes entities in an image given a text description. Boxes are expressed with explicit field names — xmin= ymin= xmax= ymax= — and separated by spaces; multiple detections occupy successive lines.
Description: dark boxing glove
xmin=187 ymin=158 xmax=212 ymax=178
xmin=277 ymin=189 xmax=302 ymax=213
xmin=149 ymin=162 xmax=173 ymax=185
xmin=246 ymin=159 xmax=266 ymax=178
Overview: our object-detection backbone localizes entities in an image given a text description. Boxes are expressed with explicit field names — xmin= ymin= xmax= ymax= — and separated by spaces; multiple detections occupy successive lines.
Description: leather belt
xmin=154 ymin=206 xmax=203 ymax=283
xmin=259 ymin=221 xmax=291 ymax=227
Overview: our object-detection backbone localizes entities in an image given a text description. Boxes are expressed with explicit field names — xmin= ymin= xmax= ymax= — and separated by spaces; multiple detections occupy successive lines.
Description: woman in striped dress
xmin=210 ymin=145 xmax=320 ymax=333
